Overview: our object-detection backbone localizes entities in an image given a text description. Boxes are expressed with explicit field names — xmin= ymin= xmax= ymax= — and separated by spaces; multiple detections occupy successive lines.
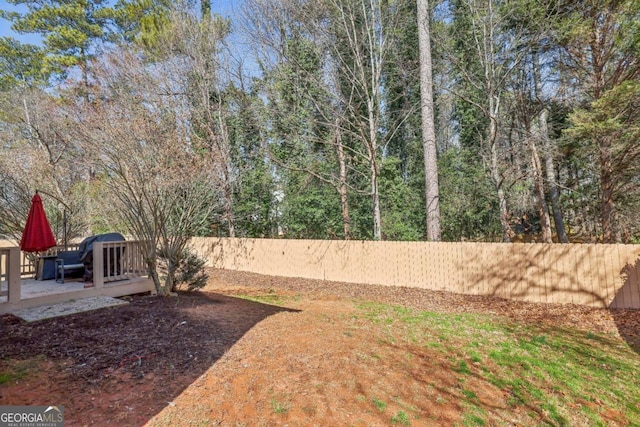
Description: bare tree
xmin=158 ymin=7 xmax=239 ymax=236
xmin=0 ymin=88 xmax=88 ymax=243
xmin=446 ymin=0 xmax=531 ymax=242
xmin=539 ymin=108 xmax=568 ymax=243
xmin=325 ymin=0 xmax=388 ymax=240
xmin=243 ymin=0 xmax=355 ymax=239
xmin=528 ymin=115 xmax=553 ymax=243
xmin=73 ymin=49 xmax=220 ymax=295
xmin=246 ymin=0 xmax=407 ymax=240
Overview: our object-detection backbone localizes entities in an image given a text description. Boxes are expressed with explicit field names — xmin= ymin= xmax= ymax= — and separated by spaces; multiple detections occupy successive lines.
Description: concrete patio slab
xmin=12 ymin=296 xmax=129 ymax=322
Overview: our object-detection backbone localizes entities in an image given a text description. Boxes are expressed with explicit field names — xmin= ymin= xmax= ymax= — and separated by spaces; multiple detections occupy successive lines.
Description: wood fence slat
xmin=603 ymin=244 xmax=617 ymax=307
xmin=627 ymin=247 xmax=640 ymax=308
xmin=191 ymin=238 xmax=640 ymax=309
xmin=630 ymin=247 xmax=640 ymax=308
xmin=595 ymin=245 xmax=608 ymax=308
xmin=532 ymin=244 xmax=546 ymax=303
xmin=610 ymin=245 xmax=640 ymax=309
xmin=614 ymin=245 xmax=629 ymax=309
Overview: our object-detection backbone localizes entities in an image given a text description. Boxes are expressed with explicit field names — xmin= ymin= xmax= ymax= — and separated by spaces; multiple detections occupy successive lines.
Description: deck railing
xmin=0 ymin=247 xmax=21 ymax=304
xmin=0 ymin=248 xmax=6 ymax=283
xmin=0 ymin=241 xmax=155 ymax=314
xmin=20 ymin=251 xmax=36 ymax=277
xmin=93 ymin=241 xmax=148 ymax=286
xmin=11 ymin=242 xmax=142 ymax=283
xmin=19 ymin=244 xmax=82 ymax=277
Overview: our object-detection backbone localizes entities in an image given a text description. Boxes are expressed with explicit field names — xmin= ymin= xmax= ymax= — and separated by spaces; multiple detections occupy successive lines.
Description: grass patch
xmin=355 ymin=301 xmax=640 ymax=426
xmin=0 ymin=357 xmax=44 ymax=385
xmin=454 ymin=359 xmax=472 ymax=375
xmin=391 ymin=410 xmax=411 ymax=425
xmin=461 ymin=389 xmax=477 ymax=400
xmin=463 ymin=413 xmax=486 ymax=426
xmin=372 ymin=397 xmax=387 ymax=412
xmin=270 ymin=399 xmax=288 ymax=414
xmin=0 ymin=373 xmax=13 ymax=385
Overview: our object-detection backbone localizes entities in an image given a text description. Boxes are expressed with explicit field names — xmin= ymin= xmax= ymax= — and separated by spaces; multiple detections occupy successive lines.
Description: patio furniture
xmin=55 ymin=250 xmax=84 ymax=283
xmin=36 ymin=255 xmax=58 ymax=280
xmin=78 ymin=233 xmax=126 ymax=282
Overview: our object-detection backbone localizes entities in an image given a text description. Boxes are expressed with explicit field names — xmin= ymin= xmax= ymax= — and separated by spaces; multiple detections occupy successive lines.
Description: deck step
xmin=12 ymin=296 xmax=128 ymax=322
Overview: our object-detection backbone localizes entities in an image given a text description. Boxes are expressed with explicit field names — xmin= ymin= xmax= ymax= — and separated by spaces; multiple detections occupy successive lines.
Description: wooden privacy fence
xmin=190 ymin=238 xmax=640 ymax=309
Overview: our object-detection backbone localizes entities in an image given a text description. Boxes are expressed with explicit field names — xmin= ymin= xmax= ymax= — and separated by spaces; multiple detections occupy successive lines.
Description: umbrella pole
xmin=36 ymin=188 xmax=72 ymax=250
xmin=62 ymin=209 xmax=67 ymax=251
xmin=63 ymin=209 xmax=68 ymax=250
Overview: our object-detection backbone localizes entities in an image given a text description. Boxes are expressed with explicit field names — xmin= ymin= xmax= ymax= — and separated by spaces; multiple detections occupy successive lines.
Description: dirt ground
xmin=1 ymin=268 xmax=639 ymax=426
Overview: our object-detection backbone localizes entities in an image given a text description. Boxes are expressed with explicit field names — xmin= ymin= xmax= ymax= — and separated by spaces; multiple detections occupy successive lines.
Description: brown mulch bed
xmin=0 ymin=289 xmax=293 ymax=426
xmin=0 ymin=268 xmax=638 ymax=426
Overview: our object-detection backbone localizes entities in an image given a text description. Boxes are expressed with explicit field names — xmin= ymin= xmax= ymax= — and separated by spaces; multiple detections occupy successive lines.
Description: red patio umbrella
xmin=20 ymin=192 xmax=57 ymax=252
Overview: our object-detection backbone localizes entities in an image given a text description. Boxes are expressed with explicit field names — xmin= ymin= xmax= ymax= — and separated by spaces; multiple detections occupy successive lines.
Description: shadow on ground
xmin=611 ymin=258 xmax=640 ymax=355
xmin=0 ymin=291 xmax=297 ymax=426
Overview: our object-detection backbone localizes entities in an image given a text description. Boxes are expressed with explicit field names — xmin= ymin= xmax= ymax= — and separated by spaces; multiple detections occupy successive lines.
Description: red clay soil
xmin=0 ymin=268 xmax=638 ymax=426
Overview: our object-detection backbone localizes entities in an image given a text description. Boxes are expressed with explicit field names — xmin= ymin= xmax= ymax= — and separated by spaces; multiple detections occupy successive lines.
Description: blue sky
xmin=0 ymin=1 xmax=42 ymax=44
xmin=0 ymin=1 xmax=241 ymax=45
xmin=0 ymin=1 xmax=259 ymax=77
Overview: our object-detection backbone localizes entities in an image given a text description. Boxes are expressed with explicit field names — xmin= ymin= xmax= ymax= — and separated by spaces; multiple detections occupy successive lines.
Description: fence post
xmin=8 ymin=247 xmax=21 ymax=304
xmin=93 ymin=242 xmax=104 ymax=289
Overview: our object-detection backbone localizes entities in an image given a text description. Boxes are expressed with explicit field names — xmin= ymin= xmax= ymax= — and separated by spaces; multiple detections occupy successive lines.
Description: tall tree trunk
xmin=417 ymin=0 xmax=441 ymax=241
xmin=368 ymin=98 xmax=382 ymax=241
xmin=539 ymin=109 xmax=568 ymax=243
xmin=491 ymin=147 xmax=512 ymax=243
xmin=371 ymin=157 xmax=381 ymax=240
xmin=531 ymin=49 xmax=568 ymax=244
xmin=225 ymin=184 xmax=236 ymax=238
xmin=529 ymin=135 xmax=552 ymax=243
xmin=487 ymin=95 xmax=513 ymax=242
xmin=214 ymin=104 xmax=236 ymax=238
xmin=335 ymin=122 xmax=351 ymax=240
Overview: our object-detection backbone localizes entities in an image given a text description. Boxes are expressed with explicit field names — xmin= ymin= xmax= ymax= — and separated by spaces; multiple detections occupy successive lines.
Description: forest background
xmin=1 ymin=0 xmax=639 ymax=251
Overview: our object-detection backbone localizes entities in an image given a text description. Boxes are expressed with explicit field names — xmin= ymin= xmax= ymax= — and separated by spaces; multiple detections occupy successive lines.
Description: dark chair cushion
xmin=55 ymin=250 xmax=85 ymax=283
xmin=56 ymin=250 xmax=83 ymax=268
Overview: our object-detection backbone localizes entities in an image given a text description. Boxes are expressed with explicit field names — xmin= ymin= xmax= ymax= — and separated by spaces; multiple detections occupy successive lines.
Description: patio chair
xmin=55 ymin=250 xmax=84 ymax=283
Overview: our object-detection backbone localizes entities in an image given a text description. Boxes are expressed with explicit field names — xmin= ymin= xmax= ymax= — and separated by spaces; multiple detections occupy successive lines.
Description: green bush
xmin=173 ymin=249 xmax=209 ymax=291
xmin=157 ymin=248 xmax=209 ymax=292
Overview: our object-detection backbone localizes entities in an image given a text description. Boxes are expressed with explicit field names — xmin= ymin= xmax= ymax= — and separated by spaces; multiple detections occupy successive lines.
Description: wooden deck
xmin=2 ymin=276 xmax=91 ymax=301
xmin=0 ymin=243 xmax=156 ymax=315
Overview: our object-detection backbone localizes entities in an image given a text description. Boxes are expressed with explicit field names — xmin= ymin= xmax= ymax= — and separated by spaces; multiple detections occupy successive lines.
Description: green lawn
xmin=355 ymin=301 xmax=640 ymax=426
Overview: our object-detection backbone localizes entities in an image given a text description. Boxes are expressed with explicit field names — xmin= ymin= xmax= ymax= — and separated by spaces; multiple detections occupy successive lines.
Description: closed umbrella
xmin=20 ymin=192 xmax=57 ymax=252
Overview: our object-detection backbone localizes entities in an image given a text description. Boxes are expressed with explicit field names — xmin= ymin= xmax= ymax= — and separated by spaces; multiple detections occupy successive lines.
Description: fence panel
xmin=190 ymin=238 xmax=640 ymax=308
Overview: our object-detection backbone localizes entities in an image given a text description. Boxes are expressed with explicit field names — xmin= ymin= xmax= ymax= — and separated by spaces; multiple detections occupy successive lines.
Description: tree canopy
xmin=2 ymin=0 xmax=640 ymax=260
